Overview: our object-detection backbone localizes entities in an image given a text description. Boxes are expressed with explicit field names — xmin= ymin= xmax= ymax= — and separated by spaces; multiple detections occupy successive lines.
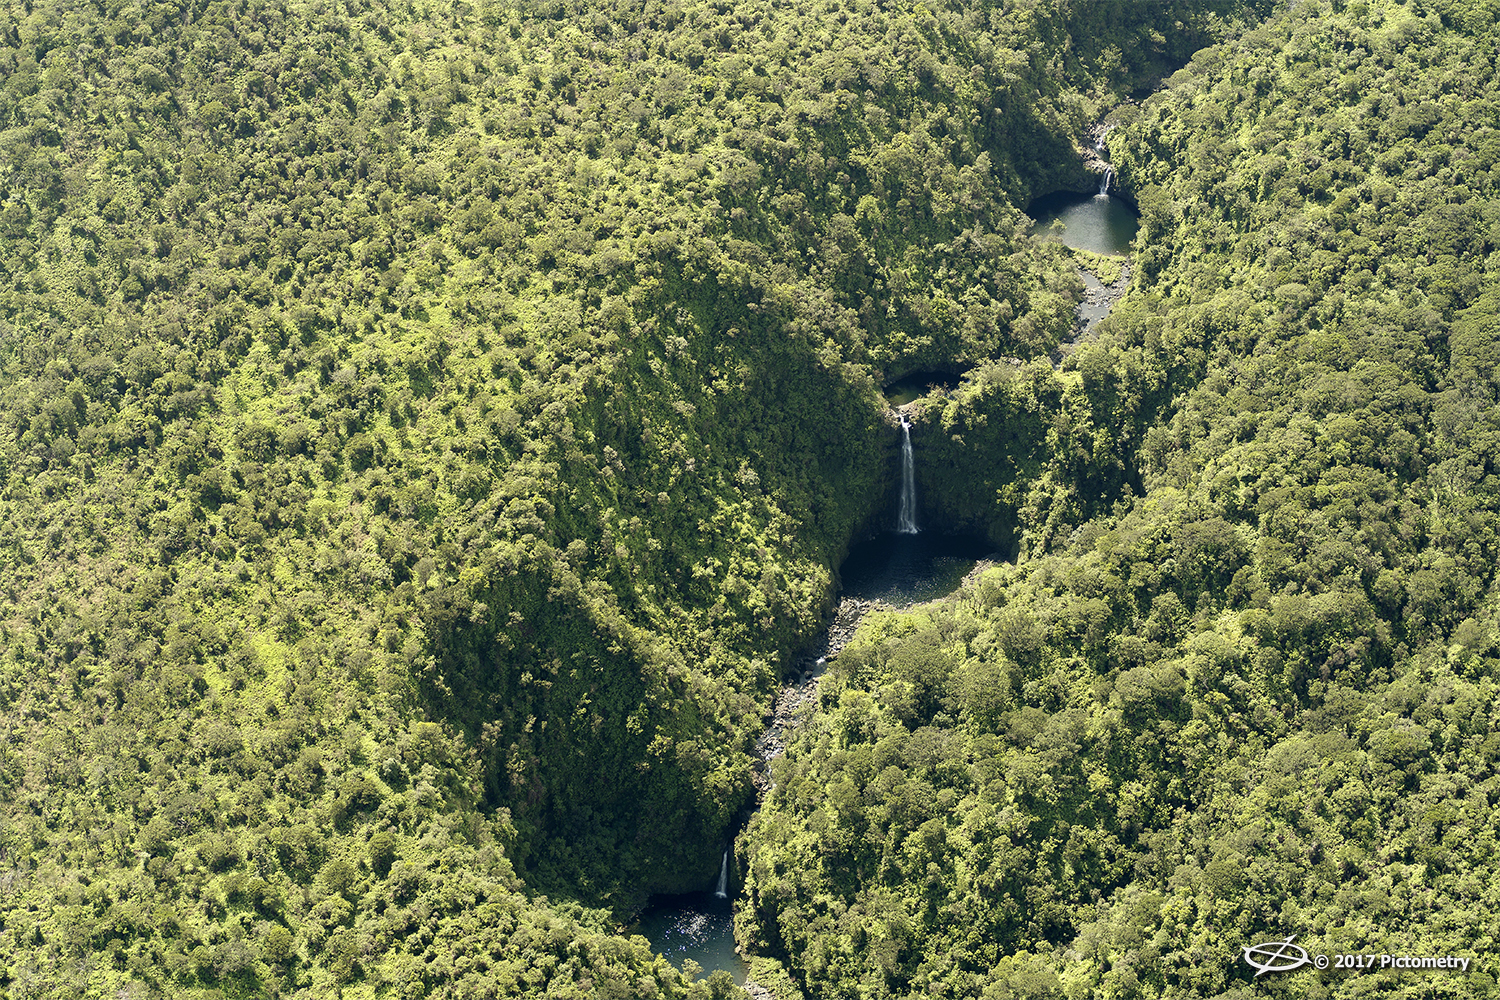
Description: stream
xmin=636 ymin=143 xmax=1130 ymax=990
xmin=1026 ymin=161 xmax=1137 ymax=351
xmin=631 ymin=524 xmax=997 ymax=986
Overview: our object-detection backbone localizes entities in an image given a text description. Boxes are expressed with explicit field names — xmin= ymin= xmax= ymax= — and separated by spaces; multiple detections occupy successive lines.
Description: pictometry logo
xmin=1243 ymin=936 xmax=1312 ymax=977
xmin=1240 ymin=935 xmax=1473 ymax=977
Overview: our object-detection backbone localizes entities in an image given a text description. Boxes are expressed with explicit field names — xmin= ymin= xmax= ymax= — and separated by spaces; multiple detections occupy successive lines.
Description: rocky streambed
xmin=740 ymin=564 xmax=995 ymax=997
xmin=1061 ymin=260 xmax=1131 ymax=358
xmin=753 ymin=596 xmax=872 ymax=776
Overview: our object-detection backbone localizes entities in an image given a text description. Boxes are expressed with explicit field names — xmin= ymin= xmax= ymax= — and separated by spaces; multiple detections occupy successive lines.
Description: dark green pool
xmin=1028 ymin=191 xmax=1138 ymax=256
xmin=632 ymin=893 xmax=747 ymax=985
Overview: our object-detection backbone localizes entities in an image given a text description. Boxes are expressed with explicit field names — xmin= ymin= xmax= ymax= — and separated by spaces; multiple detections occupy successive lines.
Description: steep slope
xmin=0 ymin=0 xmax=1260 ymax=994
xmin=739 ymin=2 xmax=1500 ymax=998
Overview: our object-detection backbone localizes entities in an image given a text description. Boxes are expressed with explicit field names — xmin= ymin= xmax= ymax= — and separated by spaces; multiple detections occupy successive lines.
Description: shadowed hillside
xmin=0 ymin=0 xmax=1270 ymax=994
xmin=740 ymin=3 xmax=1500 ymax=998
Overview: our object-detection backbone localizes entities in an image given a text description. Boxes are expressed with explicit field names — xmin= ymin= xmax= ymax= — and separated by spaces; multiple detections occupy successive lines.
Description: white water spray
xmin=714 ymin=850 xmax=729 ymax=898
xmin=897 ymin=416 xmax=919 ymax=535
xmin=1098 ymin=167 xmax=1112 ymax=196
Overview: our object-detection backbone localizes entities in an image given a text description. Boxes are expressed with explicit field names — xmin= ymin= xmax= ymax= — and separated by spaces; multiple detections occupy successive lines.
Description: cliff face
xmin=1039 ymin=150 xmax=1115 ymax=200
xmin=0 ymin=0 xmax=1264 ymax=992
xmin=740 ymin=4 xmax=1500 ymax=999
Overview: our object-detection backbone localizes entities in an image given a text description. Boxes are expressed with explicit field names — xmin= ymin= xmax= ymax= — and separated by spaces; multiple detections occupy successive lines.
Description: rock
xmin=754 ymin=596 xmax=871 ymax=766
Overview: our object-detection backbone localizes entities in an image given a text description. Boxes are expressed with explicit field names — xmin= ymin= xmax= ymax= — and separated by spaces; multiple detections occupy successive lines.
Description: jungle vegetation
xmin=738 ymin=2 xmax=1500 ymax=999
xmin=3 ymin=0 xmax=1494 ymax=997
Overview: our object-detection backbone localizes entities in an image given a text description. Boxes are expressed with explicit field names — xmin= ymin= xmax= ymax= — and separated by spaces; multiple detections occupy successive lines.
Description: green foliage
xmin=0 ymin=0 xmax=1270 ymax=993
xmin=747 ymin=956 xmax=809 ymax=1000
xmin=1072 ymin=248 xmax=1125 ymax=286
xmin=739 ymin=2 xmax=1500 ymax=998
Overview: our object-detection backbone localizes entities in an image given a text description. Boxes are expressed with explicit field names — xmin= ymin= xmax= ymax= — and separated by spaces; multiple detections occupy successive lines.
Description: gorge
xmin=3 ymin=1 xmax=1497 ymax=998
xmin=637 ymin=407 xmax=999 ymax=984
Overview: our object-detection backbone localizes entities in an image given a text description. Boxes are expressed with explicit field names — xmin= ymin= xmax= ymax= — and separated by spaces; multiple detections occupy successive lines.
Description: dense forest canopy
xmin=4 ymin=0 xmax=1495 ymax=997
xmin=739 ymin=2 xmax=1500 ymax=999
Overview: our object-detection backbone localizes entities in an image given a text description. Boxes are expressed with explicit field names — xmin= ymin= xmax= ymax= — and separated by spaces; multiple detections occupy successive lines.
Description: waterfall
xmin=714 ymin=850 xmax=729 ymax=898
xmin=1098 ymin=167 xmax=1112 ymax=196
xmin=897 ymin=417 xmax=919 ymax=535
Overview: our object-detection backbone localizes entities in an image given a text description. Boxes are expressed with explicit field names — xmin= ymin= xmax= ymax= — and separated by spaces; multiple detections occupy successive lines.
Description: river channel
xmin=635 ymin=172 xmax=1131 ymax=992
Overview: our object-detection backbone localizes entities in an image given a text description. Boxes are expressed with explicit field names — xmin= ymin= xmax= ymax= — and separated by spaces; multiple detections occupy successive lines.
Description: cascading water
xmin=1098 ymin=166 xmax=1112 ymax=196
xmin=714 ymin=850 xmax=729 ymax=899
xmin=897 ymin=416 xmax=919 ymax=535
